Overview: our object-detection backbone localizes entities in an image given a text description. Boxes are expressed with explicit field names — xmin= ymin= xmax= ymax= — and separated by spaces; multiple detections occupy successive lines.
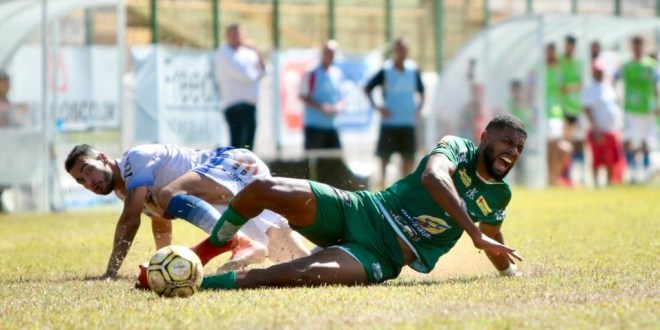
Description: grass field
xmin=0 ymin=186 xmax=658 ymax=329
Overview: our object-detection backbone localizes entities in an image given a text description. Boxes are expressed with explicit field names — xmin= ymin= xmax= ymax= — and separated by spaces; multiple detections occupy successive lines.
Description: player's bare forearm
xmin=105 ymin=215 xmax=141 ymax=277
xmin=422 ymin=154 xmax=522 ymax=262
xmin=480 ymin=227 xmax=510 ymax=270
xmin=421 ymin=154 xmax=482 ymax=240
xmin=480 ymin=222 xmax=522 ymax=272
xmin=104 ymin=186 xmax=147 ymax=277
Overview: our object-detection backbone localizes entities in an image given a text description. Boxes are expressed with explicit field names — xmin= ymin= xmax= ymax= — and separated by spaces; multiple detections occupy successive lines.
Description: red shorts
xmin=586 ymin=130 xmax=624 ymax=169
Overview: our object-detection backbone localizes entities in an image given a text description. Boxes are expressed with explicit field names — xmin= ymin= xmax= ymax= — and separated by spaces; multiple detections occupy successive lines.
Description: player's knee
xmin=243 ymin=177 xmax=277 ymax=199
xmin=156 ymin=187 xmax=183 ymax=210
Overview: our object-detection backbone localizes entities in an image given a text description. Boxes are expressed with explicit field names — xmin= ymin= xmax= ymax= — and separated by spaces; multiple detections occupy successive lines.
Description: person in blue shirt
xmin=299 ymin=40 xmax=345 ymax=151
xmin=365 ymin=38 xmax=425 ymax=188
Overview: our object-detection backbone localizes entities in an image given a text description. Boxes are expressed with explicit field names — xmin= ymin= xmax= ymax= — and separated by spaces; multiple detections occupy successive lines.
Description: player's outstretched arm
xmin=479 ymin=222 xmax=523 ymax=276
xmin=421 ymin=153 xmax=523 ymax=263
xmin=100 ymin=186 xmax=148 ymax=279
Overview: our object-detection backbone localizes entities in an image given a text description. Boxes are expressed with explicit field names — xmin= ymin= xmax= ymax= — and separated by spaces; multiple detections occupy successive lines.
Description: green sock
xmin=210 ymin=204 xmax=250 ymax=246
xmin=201 ymin=271 xmax=237 ymax=290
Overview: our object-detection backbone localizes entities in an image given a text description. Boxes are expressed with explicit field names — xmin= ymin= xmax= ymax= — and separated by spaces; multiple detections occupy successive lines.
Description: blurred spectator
xmin=0 ymin=71 xmax=29 ymax=128
xmin=213 ymin=24 xmax=265 ymax=150
xmin=590 ymin=40 xmax=601 ymax=63
xmin=0 ymin=70 xmax=30 ymax=213
xmin=582 ymin=60 xmax=625 ymax=186
xmin=364 ymin=38 xmax=425 ymax=187
xmin=459 ymin=58 xmax=486 ymax=143
xmin=544 ymin=43 xmax=573 ymax=186
xmin=508 ymin=79 xmax=534 ymax=184
xmin=617 ymin=37 xmax=658 ymax=183
xmin=509 ymin=80 xmax=533 ymax=130
xmin=299 ymin=40 xmax=344 ymax=151
xmin=559 ymin=35 xmax=585 ymax=185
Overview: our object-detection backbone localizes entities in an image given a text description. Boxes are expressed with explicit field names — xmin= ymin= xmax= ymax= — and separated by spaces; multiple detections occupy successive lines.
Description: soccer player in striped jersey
xmin=65 ymin=144 xmax=310 ymax=282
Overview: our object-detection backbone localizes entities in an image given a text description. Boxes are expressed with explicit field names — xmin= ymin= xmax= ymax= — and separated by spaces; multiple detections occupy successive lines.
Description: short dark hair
xmin=485 ymin=114 xmax=527 ymax=139
xmin=64 ymin=144 xmax=98 ymax=172
xmin=565 ymin=34 xmax=576 ymax=43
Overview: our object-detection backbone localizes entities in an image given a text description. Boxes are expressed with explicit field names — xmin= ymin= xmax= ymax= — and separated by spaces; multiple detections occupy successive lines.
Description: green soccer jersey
xmin=546 ymin=64 xmax=564 ymax=119
xmin=509 ymin=100 xmax=534 ymax=133
xmin=373 ymin=136 xmax=511 ymax=273
xmin=622 ymin=57 xmax=657 ymax=114
xmin=558 ymin=56 xmax=582 ymax=116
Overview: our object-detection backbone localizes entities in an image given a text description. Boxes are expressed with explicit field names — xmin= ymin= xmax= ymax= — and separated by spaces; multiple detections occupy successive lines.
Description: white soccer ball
xmin=146 ymin=245 xmax=204 ymax=298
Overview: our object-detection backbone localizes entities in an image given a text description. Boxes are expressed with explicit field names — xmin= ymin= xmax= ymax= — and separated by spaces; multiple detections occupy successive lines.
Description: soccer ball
xmin=146 ymin=245 xmax=204 ymax=298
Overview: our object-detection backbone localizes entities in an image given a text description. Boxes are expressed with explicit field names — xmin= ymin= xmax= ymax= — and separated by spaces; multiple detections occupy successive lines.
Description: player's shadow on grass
xmin=386 ymin=274 xmax=491 ymax=287
xmin=3 ymin=274 xmax=137 ymax=285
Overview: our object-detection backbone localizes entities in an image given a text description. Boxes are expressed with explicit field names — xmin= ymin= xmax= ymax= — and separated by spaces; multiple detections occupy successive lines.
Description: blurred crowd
xmin=212 ymin=24 xmax=425 ymax=190
xmin=463 ymin=35 xmax=660 ymax=188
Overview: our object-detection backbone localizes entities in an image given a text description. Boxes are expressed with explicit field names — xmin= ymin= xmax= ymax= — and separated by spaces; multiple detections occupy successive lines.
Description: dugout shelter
xmin=0 ymin=0 xmax=125 ymax=212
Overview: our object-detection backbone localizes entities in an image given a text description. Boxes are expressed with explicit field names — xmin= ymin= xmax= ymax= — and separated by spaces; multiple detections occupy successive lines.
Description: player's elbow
xmin=420 ymin=168 xmax=447 ymax=190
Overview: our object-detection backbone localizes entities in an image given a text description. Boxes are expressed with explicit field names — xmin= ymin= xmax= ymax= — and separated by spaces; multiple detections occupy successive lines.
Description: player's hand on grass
xmin=473 ymin=233 xmax=523 ymax=264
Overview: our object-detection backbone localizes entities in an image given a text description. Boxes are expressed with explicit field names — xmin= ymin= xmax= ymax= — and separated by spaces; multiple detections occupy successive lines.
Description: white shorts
xmin=193 ymin=148 xmax=271 ymax=196
xmin=567 ymin=114 xmax=588 ymax=142
xmin=624 ymin=113 xmax=657 ymax=149
xmin=547 ymin=118 xmax=564 ymax=140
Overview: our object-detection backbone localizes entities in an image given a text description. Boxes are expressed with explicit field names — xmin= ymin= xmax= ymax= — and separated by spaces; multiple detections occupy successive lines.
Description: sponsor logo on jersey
xmin=227 ymin=171 xmax=249 ymax=186
xmin=437 ymin=139 xmax=449 ymax=149
xmin=416 ymin=215 xmax=451 ymax=235
xmin=495 ymin=209 xmax=506 ymax=221
xmin=476 ymin=196 xmax=492 ymax=216
xmin=466 ymin=187 xmax=478 ymax=200
xmin=124 ymin=158 xmax=133 ymax=178
xmin=372 ymin=263 xmax=383 ymax=282
xmin=400 ymin=208 xmax=431 ymax=239
xmin=333 ymin=188 xmax=352 ymax=207
xmin=392 ymin=214 xmax=420 ymax=241
xmin=459 ymin=168 xmax=472 ymax=187
xmin=457 ymin=151 xmax=468 ymax=164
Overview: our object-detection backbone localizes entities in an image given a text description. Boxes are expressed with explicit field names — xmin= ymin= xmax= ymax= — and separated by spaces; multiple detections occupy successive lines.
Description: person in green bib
xmin=559 ymin=35 xmax=585 ymax=184
xmin=618 ymin=36 xmax=659 ymax=183
xmin=543 ymin=43 xmax=573 ymax=186
xmin=507 ymin=79 xmax=534 ymax=185
xmin=195 ymin=114 xmax=526 ymax=289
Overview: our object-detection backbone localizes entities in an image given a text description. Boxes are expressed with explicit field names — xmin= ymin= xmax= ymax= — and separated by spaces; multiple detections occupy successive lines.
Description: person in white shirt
xmin=65 ymin=144 xmax=310 ymax=283
xmin=582 ymin=60 xmax=625 ymax=186
xmin=213 ymin=24 xmax=265 ymax=150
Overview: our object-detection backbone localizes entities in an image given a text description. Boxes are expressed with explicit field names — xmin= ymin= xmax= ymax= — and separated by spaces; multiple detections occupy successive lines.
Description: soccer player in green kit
xmin=544 ymin=42 xmax=573 ymax=186
xmin=619 ymin=37 xmax=659 ymax=183
xmin=187 ymin=114 xmax=525 ymax=289
xmin=559 ymin=35 xmax=584 ymax=184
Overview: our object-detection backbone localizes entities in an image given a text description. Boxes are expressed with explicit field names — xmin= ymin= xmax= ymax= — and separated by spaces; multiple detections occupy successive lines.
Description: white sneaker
xmin=216 ymin=236 xmax=267 ymax=273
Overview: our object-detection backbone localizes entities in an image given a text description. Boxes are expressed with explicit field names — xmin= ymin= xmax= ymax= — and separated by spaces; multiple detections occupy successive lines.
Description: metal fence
xmin=114 ymin=0 xmax=660 ymax=72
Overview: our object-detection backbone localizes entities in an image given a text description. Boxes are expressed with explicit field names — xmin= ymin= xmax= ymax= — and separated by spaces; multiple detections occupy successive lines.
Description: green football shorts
xmin=292 ymin=181 xmax=405 ymax=283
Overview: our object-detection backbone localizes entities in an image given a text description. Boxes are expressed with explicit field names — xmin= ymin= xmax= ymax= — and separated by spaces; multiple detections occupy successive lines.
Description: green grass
xmin=1 ymin=186 xmax=658 ymax=329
